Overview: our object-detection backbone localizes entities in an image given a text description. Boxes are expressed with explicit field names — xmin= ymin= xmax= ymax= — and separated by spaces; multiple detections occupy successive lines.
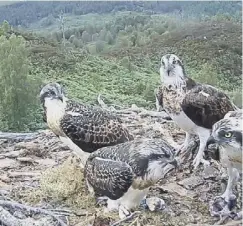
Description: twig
xmin=0 ymin=132 xmax=39 ymax=141
xmin=97 ymin=94 xmax=108 ymax=109
xmin=0 ymin=206 xmax=23 ymax=226
xmin=188 ymin=219 xmax=242 ymax=226
xmin=46 ymin=208 xmax=89 ymax=217
xmin=110 ymin=211 xmax=140 ymax=226
xmin=97 ymin=96 xmax=171 ymax=121
xmin=127 ymin=216 xmax=139 ymax=226
xmin=45 ymin=208 xmax=72 ymax=214
xmin=0 ymin=200 xmax=67 ymax=226
xmin=97 ymin=94 xmax=116 ymax=111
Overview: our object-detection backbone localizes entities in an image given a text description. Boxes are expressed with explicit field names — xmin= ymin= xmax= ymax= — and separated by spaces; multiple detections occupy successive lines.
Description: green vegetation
xmin=0 ymin=21 xmax=42 ymax=132
xmin=0 ymin=2 xmax=241 ymax=132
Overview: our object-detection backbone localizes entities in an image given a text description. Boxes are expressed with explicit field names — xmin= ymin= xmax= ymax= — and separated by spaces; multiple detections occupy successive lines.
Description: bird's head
xmin=206 ymin=112 xmax=243 ymax=160
xmin=40 ymin=83 xmax=65 ymax=104
xmin=160 ymin=54 xmax=186 ymax=89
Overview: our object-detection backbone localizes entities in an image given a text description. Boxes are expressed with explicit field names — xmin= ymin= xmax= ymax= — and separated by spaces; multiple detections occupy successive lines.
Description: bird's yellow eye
xmin=224 ymin=132 xmax=232 ymax=138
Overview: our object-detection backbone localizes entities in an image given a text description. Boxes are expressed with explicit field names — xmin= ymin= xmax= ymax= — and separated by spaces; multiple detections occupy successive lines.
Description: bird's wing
xmin=60 ymin=102 xmax=133 ymax=152
xmin=84 ymin=156 xmax=134 ymax=200
xmin=181 ymin=84 xmax=236 ymax=129
xmin=42 ymin=106 xmax=47 ymax=123
xmin=155 ymin=86 xmax=163 ymax=108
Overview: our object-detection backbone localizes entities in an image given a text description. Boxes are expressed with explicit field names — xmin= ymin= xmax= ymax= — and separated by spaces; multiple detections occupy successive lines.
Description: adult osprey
xmin=40 ymin=83 xmax=134 ymax=167
xmin=206 ymin=109 xmax=242 ymax=216
xmin=157 ymin=54 xmax=237 ymax=169
xmin=84 ymin=138 xmax=177 ymax=219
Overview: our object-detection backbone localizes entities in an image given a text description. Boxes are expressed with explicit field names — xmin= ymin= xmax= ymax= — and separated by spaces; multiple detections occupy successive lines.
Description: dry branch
xmin=0 ymin=132 xmax=39 ymax=141
xmin=0 ymin=200 xmax=67 ymax=226
xmin=97 ymin=94 xmax=116 ymax=111
xmin=97 ymin=95 xmax=171 ymax=120
xmin=110 ymin=211 xmax=140 ymax=226
xmin=0 ymin=206 xmax=27 ymax=226
xmin=0 ymin=206 xmax=55 ymax=226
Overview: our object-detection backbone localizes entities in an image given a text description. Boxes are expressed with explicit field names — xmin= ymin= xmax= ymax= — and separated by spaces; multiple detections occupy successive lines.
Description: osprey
xmin=40 ymin=83 xmax=134 ymax=167
xmin=154 ymin=87 xmax=163 ymax=112
xmin=157 ymin=54 xmax=237 ymax=169
xmin=84 ymin=138 xmax=177 ymax=219
xmin=206 ymin=109 xmax=242 ymax=216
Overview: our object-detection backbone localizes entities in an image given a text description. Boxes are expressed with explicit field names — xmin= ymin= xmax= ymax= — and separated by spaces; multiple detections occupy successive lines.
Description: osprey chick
xmin=206 ymin=109 xmax=242 ymax=216
xmin=158 ymin=54 xmax=237 ymax=169
xmin=40 ymin=83 xmax=133 ymax=167
xmin=84 ymin=138 xmax=177 ymax=219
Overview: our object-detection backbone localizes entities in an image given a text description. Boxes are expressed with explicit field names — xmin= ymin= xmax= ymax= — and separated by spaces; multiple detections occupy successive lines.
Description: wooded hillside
xmin=0 ymin=2 xmax=242 ymax=132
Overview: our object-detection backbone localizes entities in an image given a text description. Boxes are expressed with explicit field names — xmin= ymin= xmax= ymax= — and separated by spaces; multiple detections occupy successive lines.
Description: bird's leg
xmin=118 ymin=205 xmax=132 ymax=219
xmin=104 ymin=198 xmax=119 ymax=214
xmin=192 ymin=131 xmax=210 ymax=169
xmin=176 ymin=132 xmax=193 ymax=156
xmin=59 ymin=136 xmax=90 ymax=168
xmin=96 ymin=196 xmax=108 ymax=206
xmin=209 ymin=167 xmax=239 ymax=218
xmin=143 ymin=197 xmax=166 ymax=212
xmin=155 ymin=95 xmax=162 ymax=112
xmin=139 ymin=195 xmax=147 ymax=207
xmin=221 ymin=168 xmax=239 ymax=202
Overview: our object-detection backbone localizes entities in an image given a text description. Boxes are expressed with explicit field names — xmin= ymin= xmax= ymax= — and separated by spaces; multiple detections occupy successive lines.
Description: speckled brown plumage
xmin=60 ymin=100 xmax=133 ymax=153
xmin=155 ymin=86 xmax=163 ymax=108
xmin=84 ymin=138 xmax=177 ymax=200
xmin=159 ymin=53 xmax=239 ymax=169
xmin=40 ymin=83 xmax=134 ymax=154
xmin=181 ymin=84 xmax=237 ymax=129
xmin=156 ymin=82 xmax=237 ymax=129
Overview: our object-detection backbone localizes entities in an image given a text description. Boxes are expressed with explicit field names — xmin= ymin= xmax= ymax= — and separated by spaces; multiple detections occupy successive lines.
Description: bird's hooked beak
xmin=205 ymin=136 xmax=220 ymax=161
xmin=166 ymin=64 xmax=174 ymax=76
xmin=56 ymin=94 xmax=63 ymax=102
xmin=206 ymin=136 xmax=217 ymax=149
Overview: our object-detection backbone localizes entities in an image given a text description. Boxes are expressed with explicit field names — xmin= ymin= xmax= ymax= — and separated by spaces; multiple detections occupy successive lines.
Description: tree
xmin=116 ymin=36 xmax=130 ymax=48
xmin=72 ymin=37 xmax=84 ymax=48
xmin=130 ymin=31 xmax=138 ymax=46
xmin=125 ymin=25 xmax=133 ymax=33
xmin=81 ymin=30 xmax=91 ymax=43
xmin=99 ymin=29 xmax=107 ymax=41
xmin=0 ymin=34 xmax=41 ymax=131
xmin=92 ymin=33 xmax=99 ymax=41
xmin=95 ymin=40 xmax=105 ymax=53
xmin=105 ymin=31 xmax=113 ymax=45
xmin=41 ymin=14 xmax=55 ymax=27
xmin=58 ymin=11 xmax=66 ymax=46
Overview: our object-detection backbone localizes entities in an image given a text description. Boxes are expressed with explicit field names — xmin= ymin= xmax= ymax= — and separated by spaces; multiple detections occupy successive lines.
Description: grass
xmin=22 ymin=157 xmax=95 ymax=209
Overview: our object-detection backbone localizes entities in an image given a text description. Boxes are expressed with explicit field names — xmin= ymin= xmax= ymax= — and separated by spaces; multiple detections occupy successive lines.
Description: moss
xmin=23 ymin=157 xmax=95 ymax=210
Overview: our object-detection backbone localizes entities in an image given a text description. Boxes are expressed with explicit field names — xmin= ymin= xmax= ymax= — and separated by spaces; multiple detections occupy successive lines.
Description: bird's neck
xmin=44 ymin=98 xmax=67 ymax=136
xmin=164 ymin=75 xmax=186 ymax=90
xmin=164 ymin=75 xmax=196 ymax=91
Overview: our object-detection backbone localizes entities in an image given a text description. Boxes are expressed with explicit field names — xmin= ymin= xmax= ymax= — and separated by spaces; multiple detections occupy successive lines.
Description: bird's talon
xmin=209 ymin=195 xmax=238 ymax=218
xmin=145 ymin=197 xmax=166 ymax=212
xmin=118 ymin=205 xmax=131 ymax=219
xmin=96 ymin=197 xmax=108 ymax=206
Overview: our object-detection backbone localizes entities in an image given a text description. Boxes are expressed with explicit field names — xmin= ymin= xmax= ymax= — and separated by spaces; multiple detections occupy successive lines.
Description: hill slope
xmin=0 ymin=8 xmax=242 ymax=132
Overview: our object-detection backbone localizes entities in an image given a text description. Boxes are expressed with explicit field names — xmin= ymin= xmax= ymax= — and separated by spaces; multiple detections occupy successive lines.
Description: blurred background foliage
xmin=0 ymin=1 xmax=241 ymax=131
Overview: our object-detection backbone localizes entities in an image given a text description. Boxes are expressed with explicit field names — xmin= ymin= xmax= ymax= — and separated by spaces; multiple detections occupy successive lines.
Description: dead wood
xmin=0 ymin=206 xmax=54 ymax=226
xmin=97 ymin=95 xmax=171 ymax=120
xmin=110 ymin=211 xmax=140 ymax=226
xmin=0 ymin=132 xmax=39 ymax=141
xmin=97 ymin=94 xmax=116 ymax=111
xmin=0 ymin=200 xmax=67 ymax=226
